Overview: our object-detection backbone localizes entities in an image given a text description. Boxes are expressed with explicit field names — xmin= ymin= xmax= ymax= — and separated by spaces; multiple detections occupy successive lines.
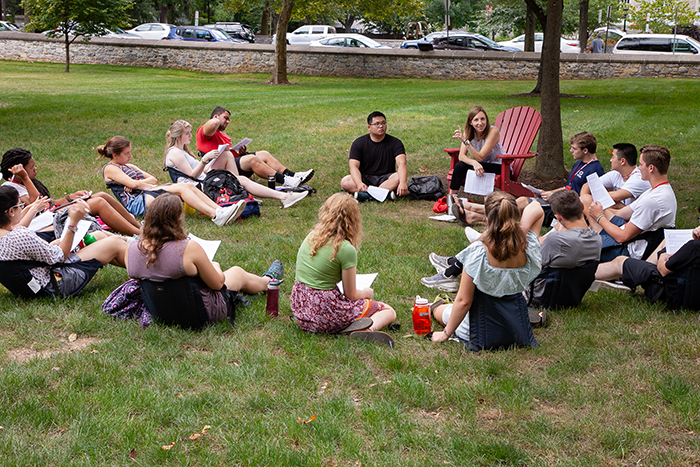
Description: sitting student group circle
xmin=0 ymin=106 xmax=691 ymax=350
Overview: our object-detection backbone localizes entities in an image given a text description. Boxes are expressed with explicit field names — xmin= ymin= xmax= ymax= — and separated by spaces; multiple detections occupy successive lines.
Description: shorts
xmin=126 ymin=189 xmax=169 ymax=217
xmin=44 ymin=253 xmax=103 ymax=297
xmin=621 ymin=258 xmax=664 ymax=302
xmin=361 ymin=173 xmax=393 ymax=187
xmin=599 ymin=216 xmax=629 ymax=262
xmin=440 ymin=304 xmax=470 ymax=343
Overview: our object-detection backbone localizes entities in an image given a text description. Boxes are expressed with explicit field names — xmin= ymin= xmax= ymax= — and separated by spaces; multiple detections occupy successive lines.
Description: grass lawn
xmin=1 ymin=61 xmax=700 ymax=466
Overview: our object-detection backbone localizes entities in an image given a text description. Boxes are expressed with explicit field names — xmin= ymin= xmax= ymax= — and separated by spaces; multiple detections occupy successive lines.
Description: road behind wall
xmin=2 ymin=32 xmax=700 ymax=80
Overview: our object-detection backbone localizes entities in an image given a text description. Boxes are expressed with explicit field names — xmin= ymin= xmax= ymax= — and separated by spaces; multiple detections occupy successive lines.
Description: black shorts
xmin=361 ymin=173 xmax=393 ymax=187
xmin=621 ymin=258 xmax=664 ymax=302
xmin=44 ymin=254 xmax=103 ymax=297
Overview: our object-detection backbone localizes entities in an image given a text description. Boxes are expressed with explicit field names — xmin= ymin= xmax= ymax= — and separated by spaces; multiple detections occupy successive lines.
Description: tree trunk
xmin=534 ymin=0 xmax=567 ymax=180
xmin=342 ymin=14 xmax=355 ymax=33
xmin=523 ymin=0 xmax=546 ymax=93
xmin=159 ymin=4 xmax=168 ymax=24
xmin=64 ymin=34 xmax=70 ymax=72
xmin=268 ymin=0 xmax=294 ymax=85
xmin=578 ymin=0 xmax=589 ymax=52
xmin=524 ymin=6 xmax=536 ymax=52
xmin=260 ymin=1 xmax=270 ymax=35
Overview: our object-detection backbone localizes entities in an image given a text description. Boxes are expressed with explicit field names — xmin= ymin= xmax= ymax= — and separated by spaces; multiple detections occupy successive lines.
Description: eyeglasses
xmin=370 ymin=121 xmax=387 ymax=127
xmin=5 ymin=202 xmax=24 ymax=213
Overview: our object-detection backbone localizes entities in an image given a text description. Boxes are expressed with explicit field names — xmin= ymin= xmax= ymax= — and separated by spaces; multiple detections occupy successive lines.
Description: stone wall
xmin=2 ymin=32 xmax=700 ymax=80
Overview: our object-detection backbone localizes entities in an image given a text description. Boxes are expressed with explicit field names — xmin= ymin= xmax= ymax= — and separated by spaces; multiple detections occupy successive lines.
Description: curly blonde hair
xmin=164 ymin=119 xmax=195 ymax=167
xmin=308 ymin=193 xmax=362 ymax=261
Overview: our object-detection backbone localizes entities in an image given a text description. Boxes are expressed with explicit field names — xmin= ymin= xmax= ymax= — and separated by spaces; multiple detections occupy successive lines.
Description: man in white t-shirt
xmin=580 ymin=143 xmax=650 ymax=211
xmin=588 ymin=145 xmax=677 ymax=269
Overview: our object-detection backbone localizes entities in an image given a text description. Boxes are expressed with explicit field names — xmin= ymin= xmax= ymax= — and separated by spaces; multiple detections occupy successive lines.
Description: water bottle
xmin=267 ymin=174 xmax=276 ymax=190
xmin=83 ymin=233 xmax=97 ymax=245
xmin=266 ymin=279 xmax=283 ymax=317
xmin=412 ymin=296 xmax=431 ymax=336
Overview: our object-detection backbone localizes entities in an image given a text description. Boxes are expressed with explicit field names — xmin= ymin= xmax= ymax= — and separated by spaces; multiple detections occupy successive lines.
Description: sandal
xmin=349 ymin=331 xmax=394 ymax=348
xmin=450 ymin=196 xmax=471 ymax=226
xmin=338 ymin=318 xmax=373 ymax=334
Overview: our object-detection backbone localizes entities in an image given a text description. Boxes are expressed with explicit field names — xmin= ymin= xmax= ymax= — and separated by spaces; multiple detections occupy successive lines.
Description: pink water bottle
xmin=412 ymin=296 xmax=431 ymax=336
xmin=266 ymin=279 xmax=283 ymax=317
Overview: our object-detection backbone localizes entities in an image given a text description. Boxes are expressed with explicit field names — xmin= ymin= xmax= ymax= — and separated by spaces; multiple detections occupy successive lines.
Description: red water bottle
xmin=266 ymin=279 xmax=283 ymax=317
xmin=412 ymin=296 xmax=431 ymax=336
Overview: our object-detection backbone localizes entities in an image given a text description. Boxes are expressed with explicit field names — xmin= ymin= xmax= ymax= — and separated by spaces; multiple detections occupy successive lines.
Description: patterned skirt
xmin=290 ymin=281 xmax=384 ymax=334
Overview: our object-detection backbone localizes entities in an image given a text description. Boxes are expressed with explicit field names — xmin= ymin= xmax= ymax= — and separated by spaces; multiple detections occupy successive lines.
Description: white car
xmin=612 ymin=33 xmax=700 ymax=55
xmin=309 ymin=34 xmax=390 ymax=49
xmin=498 ymin=33 xmax=581 ymax=53
xmin=273 ymin=25 xmax=337 ymax=45
xmin=125 ymin=23 xmax=174 ymax=40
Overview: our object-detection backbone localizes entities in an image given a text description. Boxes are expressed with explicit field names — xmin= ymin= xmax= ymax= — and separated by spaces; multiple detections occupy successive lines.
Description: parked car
xmin=165 ymin=26 xmax=246 ymax=43
xmin=612 ymin=33 xmax=700 ymax=55
xmin=42 ymin=25 xmax=142 ymax=39
xmin=309 ymin=34 xmax=390 ymax=49
xmin=273 ymin=25 xmax=337 ymax=45
xmin=400 ymin=31 xmax=447 ymax=49
xmin=433 ymin=33 xmax=520 ymax=52
xmin=206 ymin=22 xmax=255 ymax=42
xmin=586 ymin=26 xmax=625 ymax=53
xmin=497 ymin=33 xmax=581 ymax=53
xmin=0 ymin=21 xmax=21 ymax=32
xmin=125 ymin=23 xmax=174 ymax=40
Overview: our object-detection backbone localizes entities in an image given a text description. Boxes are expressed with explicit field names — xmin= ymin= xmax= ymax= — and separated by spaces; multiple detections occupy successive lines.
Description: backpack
xmin=408 ymin=176 xmax=444 ymax=201
xmin=200 ymin=169 xmax=260 ymax=219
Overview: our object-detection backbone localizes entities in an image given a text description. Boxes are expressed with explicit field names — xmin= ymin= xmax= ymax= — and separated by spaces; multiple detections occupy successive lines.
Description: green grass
xmin=1 ymin=60 xmax=700 ymax=466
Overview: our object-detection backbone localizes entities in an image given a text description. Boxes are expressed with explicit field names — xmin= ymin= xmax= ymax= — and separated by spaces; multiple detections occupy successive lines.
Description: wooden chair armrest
xmin=497 ymin=152 xmax=537 ymax=161
xmin=444 ymin=148 xmax=460 ymax=157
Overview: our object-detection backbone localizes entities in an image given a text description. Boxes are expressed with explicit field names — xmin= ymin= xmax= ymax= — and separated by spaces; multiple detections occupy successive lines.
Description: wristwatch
xmin=66 ymin=224 xmax=78 ymax=233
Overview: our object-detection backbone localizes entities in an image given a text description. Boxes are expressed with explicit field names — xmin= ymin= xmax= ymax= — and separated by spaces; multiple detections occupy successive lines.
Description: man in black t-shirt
xmin=340 ymin=111 xmax=408 ymax=198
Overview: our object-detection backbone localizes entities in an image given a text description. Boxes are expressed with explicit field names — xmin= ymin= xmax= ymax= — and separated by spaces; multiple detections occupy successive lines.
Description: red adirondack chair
xmin=444 ymin=106 xmax=542 ymax=198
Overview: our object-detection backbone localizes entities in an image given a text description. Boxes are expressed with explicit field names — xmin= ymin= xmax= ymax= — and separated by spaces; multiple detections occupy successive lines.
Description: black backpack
xmin=201 ymin=169 xmax=248 ymax=205
xmin=407 ymin=176 xmax=444 ymax=201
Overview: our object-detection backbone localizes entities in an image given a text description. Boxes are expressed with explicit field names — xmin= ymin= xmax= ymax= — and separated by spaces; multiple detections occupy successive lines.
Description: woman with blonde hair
xmin=163 ymin=120 xmax=307 ymax=208
xmin=449 ymin=105 xmax=504 ymax=195
xmin=431 ymin=192 xmax=542 ymax=349
xmin=291 ymin=193 xmax=396 ymax=344
xmin=99 ymin=135 xmax=245 ymax=226
xmin=125 ymin=194 xmax=281 ymax=323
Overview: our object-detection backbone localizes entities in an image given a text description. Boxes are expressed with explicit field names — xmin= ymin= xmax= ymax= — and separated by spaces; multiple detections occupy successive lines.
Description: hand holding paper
xmin=586 ymin=173 xmax=615 ymax=210
xmin=464 ymin=170 xmax=495 ymax=196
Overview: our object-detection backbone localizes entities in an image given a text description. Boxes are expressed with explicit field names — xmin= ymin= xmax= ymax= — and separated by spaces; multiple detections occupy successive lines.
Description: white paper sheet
xmin=586 ymin=173 xmax=615 ymax=209
xmin=231 ymin=138 xmax=252 ymax=152
xmin=204 ymin=144 xmax=231 ymax=171
xmin=187 ymin=233 xmax=221 ymax=262
xmin=337 ymin=273 xmax=378 ymax=295
xmin=367 ymin=185 xmax=390 ymax=202
xmin=60 ymin=219 xmax=91 ymax=251
xmin=429 ymin=214 xmax=456 ymax=222
xmin=664 ymin=229 xmax=694 ymax=255
xmin=464 ymin=171 xmax=495 ymax=196
xmin=28 ymin=211 xmax=55 ymax=231
xmin=521 ymin=183 xmax=542 ymax=196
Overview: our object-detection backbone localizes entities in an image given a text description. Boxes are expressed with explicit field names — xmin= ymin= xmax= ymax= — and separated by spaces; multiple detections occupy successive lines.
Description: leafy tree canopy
xmin=629 ymin=0 xmax=700 ymax=33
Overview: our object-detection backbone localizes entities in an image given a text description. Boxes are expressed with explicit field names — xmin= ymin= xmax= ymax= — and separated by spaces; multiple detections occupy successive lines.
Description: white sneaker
xmin=281 ymin=190 xmax=308 ymax=208
xmin=294 ymin=169 xmax=314 ymax=184
xmin=212 ymin=201 xmax=246 ymax=226
xmin=282 ymin=175 xmax=301 ymax=188
xmin=591 ymin=280 xmax=632 ymax=292
xmin=465 ymin=226 xmax=481 ymax=243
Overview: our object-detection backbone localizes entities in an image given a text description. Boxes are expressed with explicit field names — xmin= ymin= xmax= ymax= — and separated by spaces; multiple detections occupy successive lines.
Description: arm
xmin=183 ymin=241 xmax=226 ymax=290
xmin=167 ymin=148 xmax=218 ymax=180
xmin=348 ymin=159 xmax=367 ymax=192
xmin=103 ymin=164 xmax=159 ymax=190
xmin=432 ymin=273 xmax=475 ymax=342
xmin=58 ymin=201 xmax=91 ymax=259
xmin=341 ymin=266 xmax=373 ymax=300
xmin=8 ymin=164 xmax=41 ymax=203
xmin=608 ymin=189 xmax=633 ymax=204
xmin=395 ymin=154 xmax=408 ymax=196
xmin=589 ymin=201 xmax=642 ymax=243
xmin=16 ymin=196 xmax=51 ymax=228
xmin=201 ymin=115 xmax=224 ymax=137
xmin=540 ymin=186 xmax=565 ymax=202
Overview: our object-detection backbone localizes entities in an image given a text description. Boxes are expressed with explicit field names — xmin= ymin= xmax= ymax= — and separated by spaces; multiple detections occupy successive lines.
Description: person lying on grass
xmin=99 ymin=135 xmax=245 ymax=227
xmin=0 ymin=185 xmax=128 ymax=298
xmin=164 ymin=119 xmax=308 ymax=209
xmin=125 ymin=194 xmax=282 ymax=323
xmin=290 ymin=192 xmax=396 ymax=346
xmin=1 ymin=147 xmax=142 ymax=236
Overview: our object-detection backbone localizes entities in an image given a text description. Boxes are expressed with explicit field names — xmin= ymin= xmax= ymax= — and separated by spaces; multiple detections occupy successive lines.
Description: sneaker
xmin=212 ymin=201 xmax=246 ymax=227
xmin=388 ymin=191 xmax=396 ymax=201
xmin=262 ymin=259 xmax=284 ymax=280
xmin=282 ymin=175 xmax=301 ymax=188
xmin=429 ymin=253 xmax=451 ymax=274
xmin=294 ymin=169 xmax=314 ymax=184
xmin=353 ymin=191 xmax=371 ymax=202
xmin=420 ymin=271 xmax=460 ymax=293
xmin=591 ymin=279 xmax=632 ymax=292
xmin=349 ymin=331 xmax=394 ymax=348
xmin=465 ymin=226 xmax=481 ymax=243
xmin=281 ymin=190 xmax=308 ymax=208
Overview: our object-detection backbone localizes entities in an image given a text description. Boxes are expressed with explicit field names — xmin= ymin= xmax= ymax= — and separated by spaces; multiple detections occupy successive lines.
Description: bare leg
xmin=452 ymin=195 xmax=487 ymax=223
xmin=340 ymin=175 xmax=360 ymax=193
xmin=378 ymin=173 xmax=400 ymax=192
xmin=154 ymin=183 xmax=218 ymax=218
xmin=254 ymin=150 xmax=287 ymax=173
xmin=223 ymin=266 xmax=270 ymax=294
xmin=75 ymin=236 xmax=128 ymax=268
xmin=595 ymin=256 xmax=628 ymax=281
xmin=210 ymin=150 xmax=241 ymax=176
xmin=432 ymin=304 xmax=450 ymax=325
xmin=369 ymin=305 xmax=396 ymax=331
xmin=212 ymin=151 xmax=286 ymax=201
xmin=646 ymin=240 xmax=666 ymax=264
xmin=521 ymin=200 xmax=545 ymax=235
xmin=239 ymin=153 xmax=283 ymax=179
xmin=86 ymin=194 xmax=141 ymax=236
